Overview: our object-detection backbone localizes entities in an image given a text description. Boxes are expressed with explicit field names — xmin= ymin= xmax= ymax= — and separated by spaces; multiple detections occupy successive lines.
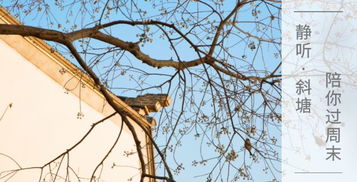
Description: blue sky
xmin=1 ymin=0 xmax=281 ymax=181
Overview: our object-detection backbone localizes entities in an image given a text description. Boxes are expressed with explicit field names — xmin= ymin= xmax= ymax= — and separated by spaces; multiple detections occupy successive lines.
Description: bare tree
xmin=0 ymin=0 xmax=281 ymax=181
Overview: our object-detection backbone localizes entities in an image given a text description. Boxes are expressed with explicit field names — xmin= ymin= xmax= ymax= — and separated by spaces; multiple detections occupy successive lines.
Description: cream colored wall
xmin=0 ymin=39 xmax=147 ymax=181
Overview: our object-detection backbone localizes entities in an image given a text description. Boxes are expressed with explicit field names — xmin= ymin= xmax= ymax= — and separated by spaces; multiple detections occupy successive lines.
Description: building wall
xmin=0 ymin=36 xmax=150 ymax=181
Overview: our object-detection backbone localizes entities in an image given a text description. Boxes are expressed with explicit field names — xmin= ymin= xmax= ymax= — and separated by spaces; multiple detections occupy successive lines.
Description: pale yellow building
xmin=0 ymin=8 xmax=169 ymax=182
